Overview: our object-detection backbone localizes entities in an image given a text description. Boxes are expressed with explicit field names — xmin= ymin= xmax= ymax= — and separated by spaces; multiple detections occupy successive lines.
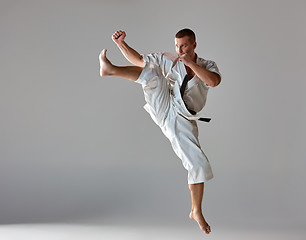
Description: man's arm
xmin=112 ymin=30 xmax=144 ymax=68
xmin=180 ymin=54 xmax=221 ymax=87
xmin=189 ymin=61 xmax=221 ymax=87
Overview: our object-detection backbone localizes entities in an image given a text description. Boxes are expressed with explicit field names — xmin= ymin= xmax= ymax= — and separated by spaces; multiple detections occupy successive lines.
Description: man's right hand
xmin=111 ymin=30 xmax=143 ymax=67
xmin=112 ymin=30 xmax=126 ymax=45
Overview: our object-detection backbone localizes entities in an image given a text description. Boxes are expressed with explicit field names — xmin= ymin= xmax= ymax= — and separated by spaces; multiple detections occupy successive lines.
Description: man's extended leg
xmin=189 ymin=183 xmax=211 ymax=234
xmin=99 ymin=49 xmax=142 ymax=81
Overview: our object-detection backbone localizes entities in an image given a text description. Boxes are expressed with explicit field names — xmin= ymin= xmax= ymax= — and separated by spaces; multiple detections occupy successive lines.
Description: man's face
xmin=175 ymin=36 xmax=196 ymax=57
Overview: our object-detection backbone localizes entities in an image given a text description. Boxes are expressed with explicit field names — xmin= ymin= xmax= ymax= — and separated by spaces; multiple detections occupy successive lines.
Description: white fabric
xmin=135 ymin=53 xmax=220 ymax=183
xmin=142 ymin=52 xmax=221 ymax=113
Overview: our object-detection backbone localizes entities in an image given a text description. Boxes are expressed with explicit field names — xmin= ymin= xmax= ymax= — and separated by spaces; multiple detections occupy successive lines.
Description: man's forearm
xmin=116 ymin=41 xmax=144 ymax=67
xmin=189 ymin=62 xmax=221 ymax=87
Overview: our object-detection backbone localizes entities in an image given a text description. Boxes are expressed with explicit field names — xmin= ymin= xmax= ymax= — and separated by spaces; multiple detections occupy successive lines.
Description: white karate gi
xmin=135 ymin=52 xmax=221 ymax=184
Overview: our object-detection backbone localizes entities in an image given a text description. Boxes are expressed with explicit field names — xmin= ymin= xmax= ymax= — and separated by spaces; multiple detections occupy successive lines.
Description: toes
xmin=100 ymin=49 xmax=107 ymax=57
xmin=202 ymin=227 xmax=210 ymax=234
xmin=200 ymin=225 xmax=208 ymax=234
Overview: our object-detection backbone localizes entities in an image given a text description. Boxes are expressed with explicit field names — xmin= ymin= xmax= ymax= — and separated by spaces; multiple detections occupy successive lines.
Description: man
xmin=99 ymin=28 xmax=221 ymax=234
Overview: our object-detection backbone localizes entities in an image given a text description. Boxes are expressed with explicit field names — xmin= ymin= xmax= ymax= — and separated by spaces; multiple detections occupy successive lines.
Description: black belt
xmin=180 ymin=74 xmax=211 ymax=122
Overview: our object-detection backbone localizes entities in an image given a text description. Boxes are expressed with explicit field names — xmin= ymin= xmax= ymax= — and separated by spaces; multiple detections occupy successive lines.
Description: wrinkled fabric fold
xmin=135 ymin=62 xmax=213 ymax=184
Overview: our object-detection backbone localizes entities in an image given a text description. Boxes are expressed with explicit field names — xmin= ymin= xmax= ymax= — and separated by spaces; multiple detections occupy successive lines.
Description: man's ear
xmin=193 ymin=41 xmax=197 ymax=50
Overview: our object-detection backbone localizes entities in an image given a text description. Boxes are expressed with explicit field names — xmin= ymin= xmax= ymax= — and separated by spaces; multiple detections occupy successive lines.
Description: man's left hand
xmin=179 ymin=53 xmax=192 ymax=66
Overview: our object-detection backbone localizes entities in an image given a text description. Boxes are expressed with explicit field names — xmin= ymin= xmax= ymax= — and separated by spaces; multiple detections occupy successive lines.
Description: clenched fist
xmin=179 ymin=53 xmax=193 ymax=66
xmin=112 ymin=30 xmax=126 ymax=45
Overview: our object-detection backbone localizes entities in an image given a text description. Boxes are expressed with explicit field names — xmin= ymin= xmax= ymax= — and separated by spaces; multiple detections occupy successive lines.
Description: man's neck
xmin=192 ymin=53 xmax=197 ymax=62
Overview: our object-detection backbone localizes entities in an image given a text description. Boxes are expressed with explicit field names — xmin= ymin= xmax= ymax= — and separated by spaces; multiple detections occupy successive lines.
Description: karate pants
xmin=135 ymin=63 xmax=213 ymax=184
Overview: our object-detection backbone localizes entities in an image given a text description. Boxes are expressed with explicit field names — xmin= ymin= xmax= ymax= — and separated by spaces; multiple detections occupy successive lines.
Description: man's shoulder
xmin=143 ymin=52 xmax=178 ymax=63
xmin=196 ymin=55 xmax=221 ymax=78
xmin=162 ymin=52 xmax=178 ymax=62
xmin=197 ymin=56 xmax=215 ymax=66
xmin=143 ymin=52 xmax=177 ymax=62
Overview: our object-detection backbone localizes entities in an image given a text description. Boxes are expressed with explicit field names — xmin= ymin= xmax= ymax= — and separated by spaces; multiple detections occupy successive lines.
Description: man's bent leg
xmin=99 ymin=49 xmax=142 ymax=81
xmin=189 ymin=183 xmax=211 ymax=234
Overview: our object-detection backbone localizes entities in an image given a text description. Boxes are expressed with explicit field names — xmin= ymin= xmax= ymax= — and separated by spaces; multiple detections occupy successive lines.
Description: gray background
xmin=1 ymin=0 xmax=305 ymax=233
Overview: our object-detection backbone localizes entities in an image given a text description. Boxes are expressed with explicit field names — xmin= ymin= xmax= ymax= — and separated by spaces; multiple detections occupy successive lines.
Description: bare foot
xmin=99 ymin=49 xmax=114 ymax=77
xmin=189 ymin=210 xmax=211 ymax=234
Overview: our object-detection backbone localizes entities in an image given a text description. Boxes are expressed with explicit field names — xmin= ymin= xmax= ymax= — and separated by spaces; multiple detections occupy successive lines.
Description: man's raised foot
xmin=99 ymin=49 xmax=114 ymax=77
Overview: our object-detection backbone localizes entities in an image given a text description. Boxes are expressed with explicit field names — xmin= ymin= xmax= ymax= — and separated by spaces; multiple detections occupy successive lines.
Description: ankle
xmin=191 ymin=207 xmax=202 ymax=213
xmin=108 ymin=65 xmax=118 ymax=76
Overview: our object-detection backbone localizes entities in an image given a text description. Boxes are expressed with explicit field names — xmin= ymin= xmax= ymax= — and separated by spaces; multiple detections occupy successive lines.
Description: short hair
xmin=175 ymin=28 xmax=196 ymax=43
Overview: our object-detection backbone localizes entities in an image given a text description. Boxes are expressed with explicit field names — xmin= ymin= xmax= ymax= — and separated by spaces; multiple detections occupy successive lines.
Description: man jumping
xmin=99 ymin=28 xmax=221 ymax=234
